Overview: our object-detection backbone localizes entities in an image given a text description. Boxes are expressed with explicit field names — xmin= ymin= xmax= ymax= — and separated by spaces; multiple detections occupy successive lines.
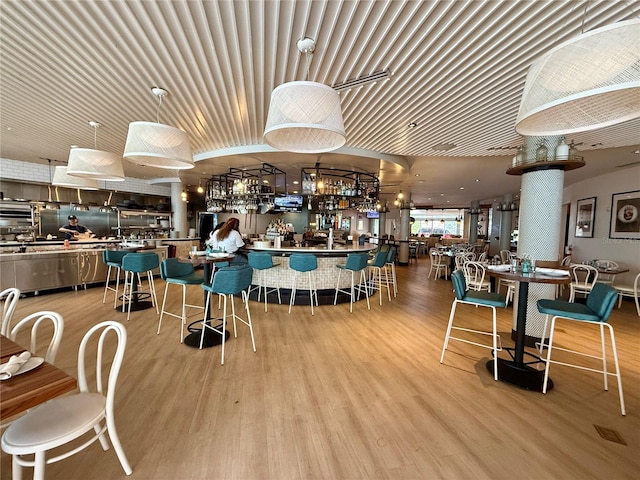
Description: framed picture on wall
xmin=610 ymin=190 xmax=640 ymax=240
xmin=575 ymin=197 xmax=596 ymax=238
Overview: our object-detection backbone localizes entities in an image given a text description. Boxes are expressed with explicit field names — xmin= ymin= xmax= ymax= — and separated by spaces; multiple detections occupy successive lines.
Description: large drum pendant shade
xmin=67 ymin=148 xmax=125 ymax=181
xmin=52 ymin=166 xmax=99 ymax=190
xmin=123 ymin=121 xmax=194 ymax=170
xmin=516 ymin=19 xmax=640 ymax=136
xmin=264 ymin=81 xmax=346 ymax=154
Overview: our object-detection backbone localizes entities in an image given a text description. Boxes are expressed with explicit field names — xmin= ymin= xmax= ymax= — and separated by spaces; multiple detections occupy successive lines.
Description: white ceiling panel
xmin=1 ymin=0 xmax=638 ymax=207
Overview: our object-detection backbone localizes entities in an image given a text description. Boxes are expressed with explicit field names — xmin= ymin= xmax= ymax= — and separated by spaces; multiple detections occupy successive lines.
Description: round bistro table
xmin=486 ymin=268 xmax=572 ymax=391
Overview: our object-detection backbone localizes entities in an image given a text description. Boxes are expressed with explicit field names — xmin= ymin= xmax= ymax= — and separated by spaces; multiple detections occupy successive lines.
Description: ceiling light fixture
xmin=432 ymin=143 xmax=457 ymax=152
xmin=264 ymin=37 xmax=346 ymax=153
xmin=124 ymin=87 xmax=194 ymax=169
xmin=44 ymin=159 xmax=60 ymax=209
xmin=516 ymin=19 xmax=640 ymax=136
xmin=67 ymin=121 xmax=125 ymax=181
xmin=52 ymin=166 xmax=98 ymax=190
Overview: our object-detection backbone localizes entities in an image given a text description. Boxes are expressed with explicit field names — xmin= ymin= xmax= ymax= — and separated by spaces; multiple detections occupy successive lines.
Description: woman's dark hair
xmin=216 ymin=217 xmax=240 ymax=241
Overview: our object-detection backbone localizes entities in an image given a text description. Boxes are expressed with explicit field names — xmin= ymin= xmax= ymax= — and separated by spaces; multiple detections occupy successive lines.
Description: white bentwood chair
xmin=569 ymin=264 xmax=598 ymax=302
xmin=1 ymin=321 xmax=132 ymax=480
xmin=8 ymin=311 xmax=64 ymax=363
xmin=0 ymin=287 xmax=20 ymax=336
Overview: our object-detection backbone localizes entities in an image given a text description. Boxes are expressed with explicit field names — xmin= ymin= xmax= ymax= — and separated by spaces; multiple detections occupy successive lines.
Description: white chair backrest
xmin=78 ymin=321 xmax=127 ymax=406
xmin=571 ymin=264 xmax=598 ymax=287
xmin=454 ymin=255 xmax=469 ymax=271
xmin=1 ymin=287 xmax=20 ymax=336
xmin=561 ymin=255 xmax=572 ymax=266
xmin=464 ymin=261 xmax=486 ymax=285
xmin=8 ymin=311 xmax=64 ymax=363
xmin=499 ymin=250 xmax=511 ymax=264
xmin=478 ymin=252 xmax=487 ymax=262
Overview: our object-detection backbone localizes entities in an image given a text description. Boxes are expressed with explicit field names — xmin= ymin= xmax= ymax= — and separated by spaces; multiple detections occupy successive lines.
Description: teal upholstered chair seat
xmin=120 ymin=252 xmax=160 ymax=321
xmin=367 ymin=250 xmax=392 ymax=305
xmin=288 ymin=254 xmax=318 ymax=315
xmin=334 ymin=253 xmax=371 ymax=313
xmin=247 ymin=252 xmax=281 ymax=312
xmin=158 ymin=258 xmax=204 ymax=343
xmin=440 ymin=270 xmax=506 ymax=380
xmin=200 ymin=265 xmax=255 ymax=365
xmin=102 ymin=250 xmax=129 ymax=307
xmin=536 ymin=282 xmax=625 ymax=415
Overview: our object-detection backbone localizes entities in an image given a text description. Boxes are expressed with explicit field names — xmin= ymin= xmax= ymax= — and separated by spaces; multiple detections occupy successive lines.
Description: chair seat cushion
xmin=537 ymin=299 xmax=601 ymax=322
xmin=166 ymin=272 xmax=204 ymax=285
xmin=463 ymin=290 xmax=506 ymax=308
xmin=2 ymin=393 xmax=105 ymax=453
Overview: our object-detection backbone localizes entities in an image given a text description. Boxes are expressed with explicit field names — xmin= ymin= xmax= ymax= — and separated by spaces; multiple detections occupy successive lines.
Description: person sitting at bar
xmin=206 ymin=217 xmax=247 ymax=264
xmin=59 ymin=215 xmax=93 ymax=240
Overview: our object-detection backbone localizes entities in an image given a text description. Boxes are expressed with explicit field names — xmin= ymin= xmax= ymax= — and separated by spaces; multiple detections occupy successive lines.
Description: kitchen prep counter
xmin=0 ymin=246 xmax=168 ymax=293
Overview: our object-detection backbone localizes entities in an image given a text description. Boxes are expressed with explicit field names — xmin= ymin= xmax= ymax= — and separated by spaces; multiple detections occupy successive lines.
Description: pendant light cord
xmin=156 ymin=95 xmax=163 ymax=123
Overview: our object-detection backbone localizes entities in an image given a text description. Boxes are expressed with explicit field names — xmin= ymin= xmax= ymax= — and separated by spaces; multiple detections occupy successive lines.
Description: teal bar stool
xmin=247 ymin=252 xmax=281 ymax=312
xmin=121 ymin=252 xmax=159 ymax=321
xmin=537 ymin=282 xmax=625 ymax=415
xmin=288 ymin=254 xmax=318 ymax=315
xmin=334 ymin=253 xmax=371 ymax=313
xmin=385 ymin=245 xmax=398 ymax=297
xmin=158 ymin=258 xmax=204 ymax=343
xmin=367 ymin=250 xmax=391 ymax=305
xmin=440 ymin=270 xmax=506 ymax=380
xmin=200 ymin=265 xmax=255 ymax=365
xmin=101 ymin=250 xmax=128 ymax=307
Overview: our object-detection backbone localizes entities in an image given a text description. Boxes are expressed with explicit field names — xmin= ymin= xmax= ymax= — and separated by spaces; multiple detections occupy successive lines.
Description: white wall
xmin=564 ymin=164 xmax=640 ymax=284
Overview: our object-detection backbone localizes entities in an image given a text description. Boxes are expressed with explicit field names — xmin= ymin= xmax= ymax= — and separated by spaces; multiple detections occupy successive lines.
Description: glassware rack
xmin=115 ymin=209 xmax=172 ymax=239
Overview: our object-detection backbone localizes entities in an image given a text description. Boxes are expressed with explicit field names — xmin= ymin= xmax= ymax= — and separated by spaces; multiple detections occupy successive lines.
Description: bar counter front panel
xmin=243 ymin=244 xmax=376 ymax=291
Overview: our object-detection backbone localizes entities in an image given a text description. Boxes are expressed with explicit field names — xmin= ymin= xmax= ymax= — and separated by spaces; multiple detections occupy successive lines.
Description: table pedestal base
xmin=115 ymin=300 xmax=153 ymax=312
xmin=486 ymin=357 xmax=554 ymax=392
xmin=183 ymin=320 xmax=230 ymax=348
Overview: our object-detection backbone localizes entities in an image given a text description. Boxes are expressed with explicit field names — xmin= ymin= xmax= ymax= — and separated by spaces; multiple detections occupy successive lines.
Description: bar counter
xmin=242 ymin=243 xmax=377 ymax=295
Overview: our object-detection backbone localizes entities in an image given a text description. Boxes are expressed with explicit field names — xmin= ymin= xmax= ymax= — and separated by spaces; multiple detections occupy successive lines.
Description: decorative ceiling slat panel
xmin=1 ymin=0 xmax=638 ymax=207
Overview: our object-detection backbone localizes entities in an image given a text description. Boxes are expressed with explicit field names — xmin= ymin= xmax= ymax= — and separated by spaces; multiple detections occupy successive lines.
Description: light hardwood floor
xmin=1 ymin=259 xmax=639 ymax=479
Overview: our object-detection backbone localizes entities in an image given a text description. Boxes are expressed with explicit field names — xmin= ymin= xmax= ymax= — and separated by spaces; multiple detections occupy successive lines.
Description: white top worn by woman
xmin=206 ymin=229 xmax=245 ymax=253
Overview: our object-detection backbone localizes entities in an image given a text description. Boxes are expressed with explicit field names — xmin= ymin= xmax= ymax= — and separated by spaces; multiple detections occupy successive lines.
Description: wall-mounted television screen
xmin=273 ymin=194 xmax=304 ymax=213
xmin=366 ymin=211 xmax=380 ymax=218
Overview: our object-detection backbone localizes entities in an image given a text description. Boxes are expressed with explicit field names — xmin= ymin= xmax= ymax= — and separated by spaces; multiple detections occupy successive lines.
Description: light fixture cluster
xmin=58 ymin=87 xmax=194 ymax=193
xmin=496 ymin=201 xmax=518 ymax=212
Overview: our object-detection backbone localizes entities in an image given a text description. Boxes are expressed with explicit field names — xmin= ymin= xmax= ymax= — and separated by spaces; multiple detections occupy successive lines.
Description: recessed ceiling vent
xmin=432 ymin=143 xmax=457 ymax=152
xmin=333 ymin=69 xmax=391 ymax=92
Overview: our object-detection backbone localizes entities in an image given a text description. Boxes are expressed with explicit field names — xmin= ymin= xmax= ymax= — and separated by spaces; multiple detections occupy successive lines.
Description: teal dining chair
xmin=537 ymin=282 xmax=625 ymax=415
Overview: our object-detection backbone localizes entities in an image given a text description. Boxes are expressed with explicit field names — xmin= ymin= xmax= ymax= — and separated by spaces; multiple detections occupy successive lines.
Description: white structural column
xmin=171 ymin=182 xmax=188 ymax=239
xmin=397 ymin=193 xmax=411 ymax=265
xmin=513 ymin=135 xmax=565 ymax=341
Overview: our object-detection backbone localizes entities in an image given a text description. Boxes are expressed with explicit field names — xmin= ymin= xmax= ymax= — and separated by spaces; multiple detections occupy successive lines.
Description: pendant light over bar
xmin=516 ymin=19 xmax=640 ymax=136
xmin=67 ymin=121 xmax=125 ymax=181
xmin=123 ymin=87 xmax=194 ymax=169
xmin=52 ymin=166 xmax=99 ymax=190
xmin=264 ymin=38 xmax=345 ymax=154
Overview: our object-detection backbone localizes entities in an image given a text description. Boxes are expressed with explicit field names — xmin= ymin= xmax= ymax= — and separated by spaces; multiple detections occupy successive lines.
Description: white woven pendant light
xmin=52 ymin=166 xmax=98 ymax=190
xmin=123 ymin=87 xmax=193 ymax=170
xmin=67 ymin=122 xmax=125 ymax=181
xmin=516 ymin=19 xmax=640 ymax=136
xmin=264 ymin=38 xmax=345 ymax=153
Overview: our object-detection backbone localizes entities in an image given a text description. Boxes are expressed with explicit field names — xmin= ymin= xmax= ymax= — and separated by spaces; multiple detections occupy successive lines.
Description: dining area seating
xmin=428 ymin=248 xmax=450 ymax=280
xmin=200 ymin=265 xmax=256 ymax=365
xmin=440 ymin=270 xmax=506 ymax=380
xmin=1 ymin=321 xmax=132 ymax=479
xmin=0 ymin=288 xmax=20 ymax=336
xmin=158 ymin=258 xmax=205 ymax=343
xmin=537 ymin=282 xmax=625 ymax=415
xmin=569 ymin=264 xmax=599 ymax=302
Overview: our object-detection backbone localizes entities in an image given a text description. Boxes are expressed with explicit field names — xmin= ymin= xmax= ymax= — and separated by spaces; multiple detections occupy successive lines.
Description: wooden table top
xmin=487 ymin=268 xmax=572 ymax=285
xmin=1 ymin=335 xmax=77 ymax=421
